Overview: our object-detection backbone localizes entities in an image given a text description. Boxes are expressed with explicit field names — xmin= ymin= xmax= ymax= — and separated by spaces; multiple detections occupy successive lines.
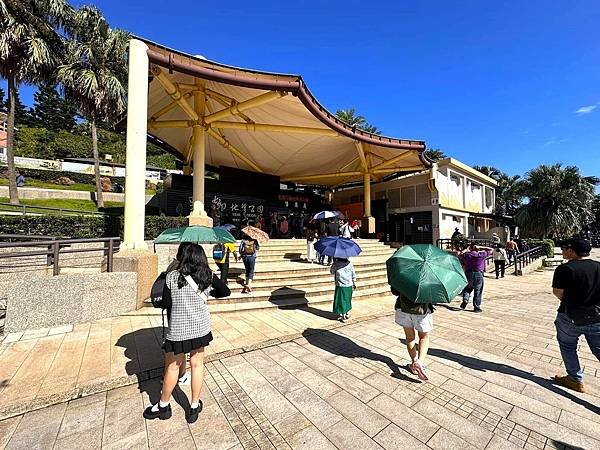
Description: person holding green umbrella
xmin=387 ymin=244 xmax=468 ymax=381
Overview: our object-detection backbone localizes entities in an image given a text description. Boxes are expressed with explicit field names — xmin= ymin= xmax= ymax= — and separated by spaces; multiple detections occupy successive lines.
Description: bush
xmin=0 ymin=215 xmax=120 ymax=239
xmin=0 ymin=167 xmax=125 ymax=186
xmin=145 ymin=216 xmax=188 ymax=239
xmin=0 ymin=215 xmax=191 ymax=241
xmin=527 ymin=238 xmax=555 ymax=257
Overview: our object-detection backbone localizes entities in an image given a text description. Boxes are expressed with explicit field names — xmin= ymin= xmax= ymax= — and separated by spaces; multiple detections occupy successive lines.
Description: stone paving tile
xmin=285 ymin=386 xmax=343 ymax=431
xmin=0 ymin=416 xmax=20 ymax=449
xmin=5 ymin=402 xmax=67 ymax=450
xmin=413 ymin=397 xmax=494 ymax=449
xmin=322 ymin=418 xmax=384 ymax=450
xmin=372 ymin=423 xmax=430 ymax=450
xmin=367 ymin=393 xmax=439 ymax=443
xmin=286 ymin=425 xmax=337 ymax=450
xmin=323 ymin=390 xmax=389 ymax=437
xmin=326 ymin=369 xmax=380 ymax=403
xmin=557 ymin=409 xmax=600 ymax=441
xmin=426 ymin=427 xmax=478 ymax=450
xmin=508 ymin=407 xmax=600 ymax=450
xmin=441 ymin=379 xmax=513 ymax=417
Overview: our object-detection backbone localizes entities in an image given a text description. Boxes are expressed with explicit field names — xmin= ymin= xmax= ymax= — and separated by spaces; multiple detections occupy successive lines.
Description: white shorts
xmin=394 ymin=310 xmax=433 ymax=333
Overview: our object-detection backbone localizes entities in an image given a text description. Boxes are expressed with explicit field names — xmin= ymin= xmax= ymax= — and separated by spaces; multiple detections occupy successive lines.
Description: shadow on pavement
xmin=302 ymin=328 xmax=417 ymax=382
xmin=115 ymin=328 xmax=191 ymax=413
xmin=268 ymin=287 xmax=337 ymax=320
xmin=428 ymin=347 xmax=600 ymax=416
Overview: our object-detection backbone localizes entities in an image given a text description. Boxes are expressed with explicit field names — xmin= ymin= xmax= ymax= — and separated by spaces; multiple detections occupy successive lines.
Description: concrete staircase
xmin=140 ymin=238 xmax=396 ymax=314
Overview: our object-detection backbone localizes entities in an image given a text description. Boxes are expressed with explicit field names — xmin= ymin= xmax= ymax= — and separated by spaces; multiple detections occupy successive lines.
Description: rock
xmin=100 ymin=177 xmax=112 ymax=192
xmin=54 ymin=176 xmax=75 ymax=186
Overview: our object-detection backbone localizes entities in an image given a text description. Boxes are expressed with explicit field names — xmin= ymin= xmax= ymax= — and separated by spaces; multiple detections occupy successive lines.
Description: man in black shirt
xmin=551 ymin=237 xmax=600 ymax=393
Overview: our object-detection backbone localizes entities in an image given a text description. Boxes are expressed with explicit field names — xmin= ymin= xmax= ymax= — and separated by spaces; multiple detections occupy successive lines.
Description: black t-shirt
xmin=552 ymin=259 xmax=600 ymax=320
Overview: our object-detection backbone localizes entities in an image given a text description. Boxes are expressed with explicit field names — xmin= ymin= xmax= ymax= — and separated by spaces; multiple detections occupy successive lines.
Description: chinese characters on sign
xmin=209 ymin=194 xmax=265 ymax=223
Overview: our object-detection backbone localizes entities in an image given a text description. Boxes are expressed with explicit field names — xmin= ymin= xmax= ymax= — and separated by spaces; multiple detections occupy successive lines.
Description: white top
xmin=492 ymin=248 xmax=508 ymax=261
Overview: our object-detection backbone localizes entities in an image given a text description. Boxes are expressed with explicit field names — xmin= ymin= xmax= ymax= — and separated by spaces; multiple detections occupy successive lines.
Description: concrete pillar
xmin=115 ymin=39 xmax=158 ymax=309
xmin=188 ymin=78 xmax=212 ymax=227
xmin=122 ymin=39 xmax=149 ymax=250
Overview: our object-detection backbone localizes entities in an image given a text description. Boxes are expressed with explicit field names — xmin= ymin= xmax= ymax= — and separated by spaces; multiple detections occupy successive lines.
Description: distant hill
xmin=14 ymin=125 xmax=178 ymax=169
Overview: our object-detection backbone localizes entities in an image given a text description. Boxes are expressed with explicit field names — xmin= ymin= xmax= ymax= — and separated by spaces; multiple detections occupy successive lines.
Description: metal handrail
xmin=0 ymin=202 xmax=120 ymax=216
xmin=513 ymin=246 xmax=546 ymax=275
xmin=0 ymin=237 xmax=121 ymax=275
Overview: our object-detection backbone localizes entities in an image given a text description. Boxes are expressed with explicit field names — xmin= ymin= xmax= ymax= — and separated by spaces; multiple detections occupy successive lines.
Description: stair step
xmin=136 ymin=286 xmax=396 ymax=315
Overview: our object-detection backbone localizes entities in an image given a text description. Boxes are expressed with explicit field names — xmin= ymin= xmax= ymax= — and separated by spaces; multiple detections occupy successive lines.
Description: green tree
xmin=58 ymin=6 xmax=129 ymax=208
xmin=12 ymin=89 xmax=33 ymax=126
xmin=515 ymin=164 xmax=598 ymax=239
xmin=472 ymin=165 xmax=523 ymax=216
xmin=335 ymin=108 xmax=381 ymax=134
xmin=31 ymin=82 xmax=76 ymax=130
xmin=0 ymin=87 xmax=6 ymax=112
xmin=424 ymin=148 xmax=447 ymax=162
xmin=0 ymin=0 xmax=72 ymax=204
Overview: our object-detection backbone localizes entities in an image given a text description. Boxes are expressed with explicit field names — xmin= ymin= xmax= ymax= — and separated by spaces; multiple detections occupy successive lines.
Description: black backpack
xmin=150 ymin=271 xmax=173 ymax=337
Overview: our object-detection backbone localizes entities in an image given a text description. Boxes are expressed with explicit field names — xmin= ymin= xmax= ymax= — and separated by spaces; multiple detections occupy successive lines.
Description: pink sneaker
xmin=411 ymin=361 xmax=429 ymax=382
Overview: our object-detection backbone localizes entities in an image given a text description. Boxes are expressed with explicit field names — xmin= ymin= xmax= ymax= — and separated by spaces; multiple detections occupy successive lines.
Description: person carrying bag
xmin=144 ymin=243 xmax=230 ymax=424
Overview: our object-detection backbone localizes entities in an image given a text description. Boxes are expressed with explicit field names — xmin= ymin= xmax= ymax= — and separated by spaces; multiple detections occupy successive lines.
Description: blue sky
xmin=7 ymin=0 xmax=600 ymax=179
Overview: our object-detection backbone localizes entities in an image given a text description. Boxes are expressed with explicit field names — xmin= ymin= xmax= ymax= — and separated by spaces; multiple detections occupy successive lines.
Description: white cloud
xmin=575 ymin=105 xmax=597 ymax=115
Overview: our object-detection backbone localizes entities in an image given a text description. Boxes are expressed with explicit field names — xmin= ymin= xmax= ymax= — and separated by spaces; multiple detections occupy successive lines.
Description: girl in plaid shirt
xmin=144 ymin=244 xmax=230 ymax=423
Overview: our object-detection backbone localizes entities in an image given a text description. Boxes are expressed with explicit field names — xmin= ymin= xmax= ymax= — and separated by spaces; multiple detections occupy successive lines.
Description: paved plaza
xmin=1 ymin=255 xmax=600 ymax=449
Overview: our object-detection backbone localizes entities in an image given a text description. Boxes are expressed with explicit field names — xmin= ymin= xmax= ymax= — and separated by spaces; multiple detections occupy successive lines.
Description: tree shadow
xmin=115 ymin=328 xmax=190 ymax=413
xmin=268 ymin=287 xmax=337 ymax=321
xmin=302 ymin=328 xmax=418 ymax=382
xmin=426 ymin=346 xmax=600 ymax=416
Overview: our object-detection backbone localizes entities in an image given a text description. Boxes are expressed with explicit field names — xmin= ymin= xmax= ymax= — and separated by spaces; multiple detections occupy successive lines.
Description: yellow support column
xmin=363 ymin=172 xmax=375 ymax=235
xmin=189 ymin=78 xmax=212 ymax=227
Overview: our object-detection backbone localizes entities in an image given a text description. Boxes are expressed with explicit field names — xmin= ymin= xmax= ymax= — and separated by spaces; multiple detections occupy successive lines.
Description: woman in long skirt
xmin=330 ymin=257 xmax=356 ymax=321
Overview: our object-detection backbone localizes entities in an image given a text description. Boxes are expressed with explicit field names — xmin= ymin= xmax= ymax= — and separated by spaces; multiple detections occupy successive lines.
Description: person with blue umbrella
xmin=315 ymin=237 xmax=361 ymax=321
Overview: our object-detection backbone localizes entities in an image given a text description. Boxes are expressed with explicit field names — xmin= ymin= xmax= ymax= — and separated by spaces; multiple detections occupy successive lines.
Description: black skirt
xmin=163 ymin=332 xmax=213 ymax=355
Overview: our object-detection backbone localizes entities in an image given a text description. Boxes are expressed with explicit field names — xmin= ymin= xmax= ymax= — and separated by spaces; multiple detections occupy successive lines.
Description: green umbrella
xmin=154 ymin=226 xmax=235 ymax=244
xmin=386 ymin=244 xmax=467 ymax=303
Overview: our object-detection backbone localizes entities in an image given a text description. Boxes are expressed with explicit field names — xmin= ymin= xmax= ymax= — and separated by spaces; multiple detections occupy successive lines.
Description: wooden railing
xmin=0 ymin=237 xmax=121 ymax=275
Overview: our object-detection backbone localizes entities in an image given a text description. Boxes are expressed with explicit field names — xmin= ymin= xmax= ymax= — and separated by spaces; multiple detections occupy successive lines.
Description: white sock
xmin=191 ymin=401 xmax=199 ymax=409
xmin=151 ymin=401 xmax=169 ymax=412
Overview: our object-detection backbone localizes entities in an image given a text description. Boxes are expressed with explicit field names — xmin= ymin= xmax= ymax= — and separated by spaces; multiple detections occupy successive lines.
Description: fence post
xmin=53 ymin=242 xmax=60 ymax=276
xmin=107 ymin=239 xmax=114 ymax=272
xmin=46 ymin=244 xmax=53 ymax=267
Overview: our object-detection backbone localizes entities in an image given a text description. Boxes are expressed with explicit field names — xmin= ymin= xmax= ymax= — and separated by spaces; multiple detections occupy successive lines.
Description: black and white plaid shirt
xmin=165 ymin=271 xmax=211 ymax=341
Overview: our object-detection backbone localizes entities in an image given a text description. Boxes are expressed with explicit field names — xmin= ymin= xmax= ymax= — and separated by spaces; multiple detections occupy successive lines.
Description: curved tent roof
xmin=142 ymin=38 xmax=430 ymax=186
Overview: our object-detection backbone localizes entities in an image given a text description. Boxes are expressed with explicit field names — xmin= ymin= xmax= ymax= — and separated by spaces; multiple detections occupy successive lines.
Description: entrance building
xmin=332 ymin=158 xmax=498 ymax=244
xmin=121 ymin=38 xmax=429 ymax=250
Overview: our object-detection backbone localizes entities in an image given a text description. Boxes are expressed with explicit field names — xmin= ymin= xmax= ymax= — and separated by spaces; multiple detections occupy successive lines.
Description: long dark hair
xmin=177 ymin=243 xmax=213 ymax=291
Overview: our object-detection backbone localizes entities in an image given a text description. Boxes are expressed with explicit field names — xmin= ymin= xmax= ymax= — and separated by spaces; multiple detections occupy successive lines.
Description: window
xmin=388 ymin=188 xmax=401 ymax=208
xmin=416 ymin=184 xmax=431 ymax=206
xmin=401 ymin=186 xmax=416 ymax=207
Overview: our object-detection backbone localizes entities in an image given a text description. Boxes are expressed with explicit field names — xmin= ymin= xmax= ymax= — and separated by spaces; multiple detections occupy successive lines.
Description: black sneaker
xmin=187 ymin=401 xmax=203 ymax=424
xmin=474 ymin=308 xmax=483 ymax=313
xmin=460 ymin=302 xmax=467 ymax=310
xmin=143 ymin=403 xmax=172 ymax=420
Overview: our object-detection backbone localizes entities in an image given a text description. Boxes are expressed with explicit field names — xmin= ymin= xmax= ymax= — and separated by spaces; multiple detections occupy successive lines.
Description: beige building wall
xmin=332 ymin=158 xmax=497 ymax=244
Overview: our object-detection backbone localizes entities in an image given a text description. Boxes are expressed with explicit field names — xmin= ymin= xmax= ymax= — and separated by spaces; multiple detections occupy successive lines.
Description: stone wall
xmin=1 ymin=272 xmax=137 ymax=332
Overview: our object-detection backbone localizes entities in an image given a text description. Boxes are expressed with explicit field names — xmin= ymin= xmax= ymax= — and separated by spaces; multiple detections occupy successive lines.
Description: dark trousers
xmin=462 ymin=271 xmax=484 ymax=309
xmin=216 ymin=261 xmax=229 ymax=284
xmin=319 ymin=253 xmax=331 ymax=265
xmin=494 ymin=260 xmax=506 ymax=278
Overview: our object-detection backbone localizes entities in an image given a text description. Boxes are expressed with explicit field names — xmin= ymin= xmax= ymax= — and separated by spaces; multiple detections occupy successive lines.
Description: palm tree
xmin=335 ymin=108 xmax=381 ymax=135
xmin=516 ymin=164 xmax=598 ymax=238
xmin=424 ymin=148 xmax=447 ymax=162
xmin=0 ymin=0 xmax=72 ymax=204
xmin=58 ymin=6 xmax=129 ymax=208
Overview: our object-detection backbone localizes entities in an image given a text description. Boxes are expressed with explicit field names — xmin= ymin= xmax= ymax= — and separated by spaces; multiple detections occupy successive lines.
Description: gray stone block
xmin=3 ymin=272 xmax=137 ymax=332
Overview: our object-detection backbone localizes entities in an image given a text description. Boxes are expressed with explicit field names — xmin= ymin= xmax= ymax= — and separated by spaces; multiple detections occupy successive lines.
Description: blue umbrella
xmin=215 ymin=224 xmax=236 ymax=231
xmin=313 ymin=210 xmax=343 ymax=220
xmin=314 ymin=237 xmax=361 ymax=258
